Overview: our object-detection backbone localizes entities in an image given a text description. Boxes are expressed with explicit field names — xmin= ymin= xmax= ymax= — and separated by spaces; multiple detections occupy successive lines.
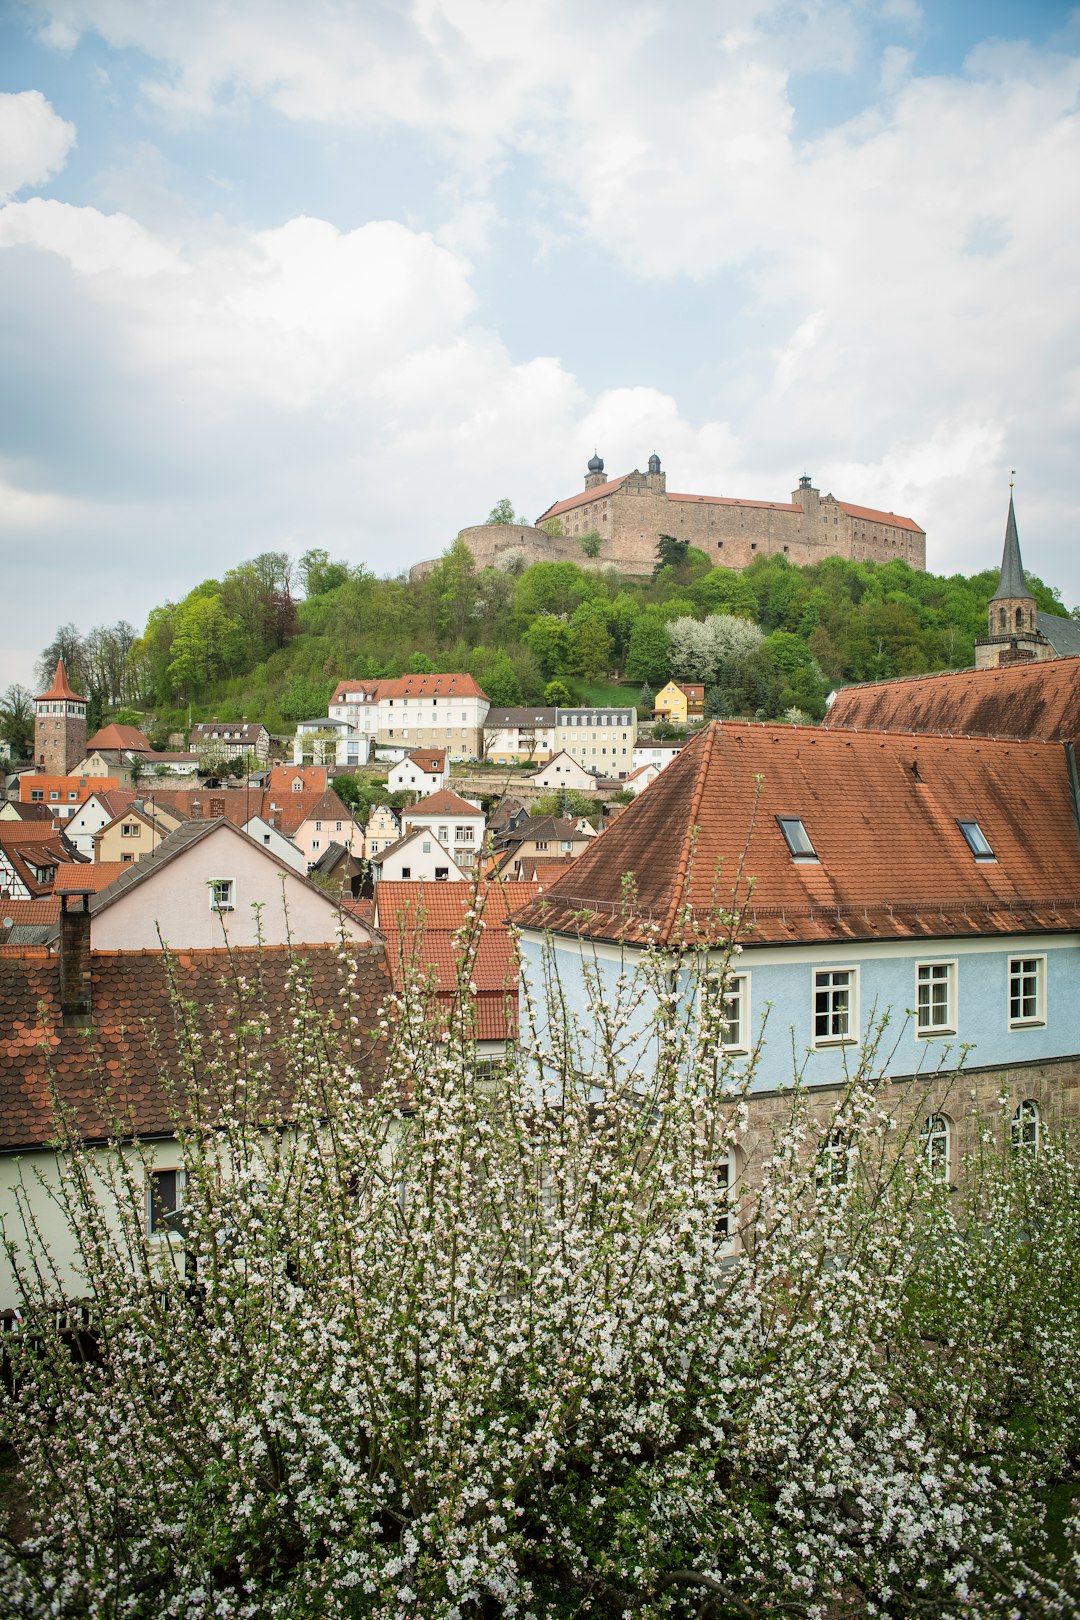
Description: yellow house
xmin=653 ymin=682 xmax=705 ymax=725
xmin=93 ymin=802 xmax=183 ymax=864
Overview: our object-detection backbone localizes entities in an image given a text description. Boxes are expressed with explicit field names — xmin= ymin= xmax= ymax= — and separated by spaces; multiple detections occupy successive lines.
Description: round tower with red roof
xmin=34 ymin=659 xmax=88 ymax=775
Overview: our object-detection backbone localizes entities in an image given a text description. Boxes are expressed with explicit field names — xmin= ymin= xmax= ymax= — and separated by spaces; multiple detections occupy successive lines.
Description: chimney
xmin=59 ymin=890 xmax=93 ymax=1027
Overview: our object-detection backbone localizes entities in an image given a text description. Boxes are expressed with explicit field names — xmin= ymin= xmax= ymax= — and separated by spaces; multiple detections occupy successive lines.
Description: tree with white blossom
xmin=2 ymin=909 xmax=1080 ymax=1618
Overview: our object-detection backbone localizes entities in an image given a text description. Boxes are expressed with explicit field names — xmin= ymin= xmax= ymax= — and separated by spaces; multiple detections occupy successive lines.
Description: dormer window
xmin=957 ymin=820 xmax=994 ymax=860
xmin=777 ymin=817 xmax=817 ymax=860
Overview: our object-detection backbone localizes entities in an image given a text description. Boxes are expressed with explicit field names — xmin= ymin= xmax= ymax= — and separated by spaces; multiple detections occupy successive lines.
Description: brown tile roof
xmin=36 ymin=658 xmax=85 ymax=703
xmin=0 ymin=898 xmax=60 ymax=927
xmin=826 ymin=657 xmax=1080 ymax=743
xmin=266 ymin=765 xmax=328 ymax=793
xmin=511 ymin=720 xmax=1080 ymax=947
xmin=331 ymin=679 xmax=382 ymax=704
xmin=838 ymin=501 xmax=924 ymax=534
xmin=2 ymin=803 xmax=64 ymax=824
xmin=405 ymin=788 xmax=483 ymax=818
xmin=536 ymin=476 xmax=628 ymax=522
xmin=54 ymin=862 xmax=128 ymax=895
xmin=0 ymin=943 xmax=390 ymax=1152
xmin=402 ymin=749 xmax=447 ymax=772
xmin=380 ymin=673 xmax=487 ymax=700
xmin=86 ymin=724 xmax=153 ymax=752
xmin=20 ymin=775 xmax=119 ymax=804
xmin=376 ymin=880 xmax=540 ymax=1042
xmin=668 ymin=493 xmax=802 ymax=512
xmin=517 ymin=857 xmax=578 ymax=886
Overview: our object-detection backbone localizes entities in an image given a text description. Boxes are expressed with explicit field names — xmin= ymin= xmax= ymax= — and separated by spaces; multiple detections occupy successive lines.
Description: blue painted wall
xmin=518 ymin=930 xmax=1080 ymax=1091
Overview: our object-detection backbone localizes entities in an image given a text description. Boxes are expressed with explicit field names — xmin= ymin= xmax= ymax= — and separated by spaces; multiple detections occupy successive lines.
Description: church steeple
xmin=990 ymin=490 xmax=1031 ymax=606
xmin=975 ymin=484 xmax=1049 ymax=669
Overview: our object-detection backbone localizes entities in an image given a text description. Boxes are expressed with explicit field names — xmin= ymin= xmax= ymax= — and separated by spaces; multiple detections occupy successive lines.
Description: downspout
xmin=1065 ymin=742 xmax=1080 ymax=853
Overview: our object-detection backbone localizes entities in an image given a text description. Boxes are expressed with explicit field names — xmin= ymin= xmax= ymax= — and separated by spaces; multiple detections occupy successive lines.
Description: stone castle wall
xmin=412 ymin=471 xmax=926 ymax=582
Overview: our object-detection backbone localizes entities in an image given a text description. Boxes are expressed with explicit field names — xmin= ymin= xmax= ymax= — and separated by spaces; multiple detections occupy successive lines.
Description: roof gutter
xmin=1065 ymin=742 xmax=1080 ymax=854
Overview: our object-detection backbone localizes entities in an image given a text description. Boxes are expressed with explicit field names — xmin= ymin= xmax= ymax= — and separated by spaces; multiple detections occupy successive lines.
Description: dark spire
xmin=990 ymin=487 xmax=1033 ymax=603
xmin=587 ymin=450 xmax=604 ymax=474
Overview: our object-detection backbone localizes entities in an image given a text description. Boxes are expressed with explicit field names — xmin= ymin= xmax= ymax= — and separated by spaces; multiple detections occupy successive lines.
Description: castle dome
xmin=648 ymin=452 xmax=661 ymax=475
xmin=587 ymin=450 xmax=604 ymax=474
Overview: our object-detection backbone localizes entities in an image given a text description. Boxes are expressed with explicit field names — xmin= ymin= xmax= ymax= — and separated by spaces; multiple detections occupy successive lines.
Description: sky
xmin=1 ymin=0 xmax=1079 ymax=690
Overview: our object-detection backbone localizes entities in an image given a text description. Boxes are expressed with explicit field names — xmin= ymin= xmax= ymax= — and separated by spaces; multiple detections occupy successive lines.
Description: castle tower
xmin=792 ymin=472 xmax=820 ymax=520
xmin=975 ymin=490 xmax=1050 ymax=670
xmin=34 ymin=658 xmax=87 ymax=774
xmin=644 ymin=451 xmax=666 ymax=493
xmin=584 ymin=450 xmax=606 ymax=491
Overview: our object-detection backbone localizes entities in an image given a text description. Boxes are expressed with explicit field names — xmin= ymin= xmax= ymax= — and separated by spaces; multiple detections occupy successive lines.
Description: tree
xmin=624 ymin=614 xmax=672 ymax=686
xmin=523 ymin=614 xmax=571 ymax=680
xmin=638 ymin=681 xmax=655 ymax=712
xmin=568 ymin=602 xmax=613 ymax=680
xmin=0 ymin=683 xmax=34 ymax=758
xmin=531 ymin=788 xmax=595 ymax=818
xmin=579 ymin=529 xmax=602 ymax=559
xmin=653 ymin=532 xmax=689 ymax=577
xmin=667 ymin=614 xmax=764 ymax=687
xmin=4 ymin=930 xmax=1080 ymax=1615
xmin=544 ymin=679 xmax=573 ymax=706
xmin=299 ymin=549 xmax=350 ymax=598
xmin=486 ymin=498 xmax=517 ymax=525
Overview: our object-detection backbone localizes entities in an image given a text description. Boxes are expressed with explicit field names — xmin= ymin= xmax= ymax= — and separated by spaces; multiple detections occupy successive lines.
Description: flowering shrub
xmin=2 ymin=923 xmax=1080 ymax=1617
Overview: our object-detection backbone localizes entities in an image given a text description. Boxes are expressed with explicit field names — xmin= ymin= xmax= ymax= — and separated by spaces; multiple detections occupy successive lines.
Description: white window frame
xmin=818 ymin=1128 xmax=852 ymax=1187
xmin=915 ymin=959 xmax=957 ymax=1037
xmin=209 ymin=877 xmax=235 ymax=912
xmin=1008 ymin=954 xmax=1046 ymax=1028
xmin=812 ymin=966 xmax=858 ymax=1046
xmin=702 ymin=969 xmax=750 ymax=1053
xmin=920 ymin=1113 xmax=951 ymax=1182
xmin=1011 ymin=1099 xmax=1041 ymax=1156
xmin=714 ymin=1150 xmax=738 ymax=1245
xmin=147 ymin=1167 xmax=186 ymax=1235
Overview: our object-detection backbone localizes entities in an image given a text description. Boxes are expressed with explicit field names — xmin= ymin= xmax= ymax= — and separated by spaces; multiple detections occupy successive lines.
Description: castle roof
xmin=510 ymin=719 xmax=1080 ymax=947
xmin=825 ymin=656 xmax=1080 ymax=743
xmin=36 ymin=658 xmax=85 ymax=703
xmin=836 ymin=501 xmax=925 ymax=534
xmin=536 ymin=476 xmax=627 ymax=521
xmin=990 ymin=492 xmax=1033 ymax=602
xmin=536 ymin=483 xmax=923 ymax=532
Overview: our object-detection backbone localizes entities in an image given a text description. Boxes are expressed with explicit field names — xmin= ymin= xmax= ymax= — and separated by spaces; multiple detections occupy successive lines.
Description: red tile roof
xmin=20 ymin=775 xmax=119 ymax=804
xmin=54 ymin=862 xmax=128 ymax=895
xmin=536 ymin=476 xmax=628 ymax=522
xmin=401 ymin=749 xmax=447 ymax=772
xmin=0 ymin=898 xmax=60 ymax=927
xmin=380 ymin=673 xmax=487 ymax=700
xmin=826 ymin=657 xmax=1080 ymax=742
xmin=36 ymin=658 xmax=85 ymax=703
xmin=511 ymin=720 xmax=1080 ymax=947
xmin=0 ymin=943 xmax=390 ymax=1152
xmin=405 ymin=789 xmax=484 ymax=818
xmin=86 ymin=724 xmax=153 ymax=752
xmin=266 ymin=765 xmax=328 ymax=793
xmin=668 ymin=493 xmax=802 ymax=512
xmin=838 ymin=501 xmax=924 ymax=534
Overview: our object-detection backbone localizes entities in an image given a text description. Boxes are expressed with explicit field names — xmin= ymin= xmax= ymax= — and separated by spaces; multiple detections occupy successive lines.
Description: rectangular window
xmin=778 ymin=816 xmax=817 ymax=859
xmin=401 ymin=865 xmax=411 ymax=878
xmin=209 ymin=878 xmax=235 ymax=912
xmin=148 ymin=1168 xmax=184 ymax=1235
xmin=1009 ymin=956 xmax=1045 ymax=1027
xmin=958 ymin=819 xmax=994 ymax=860
xmin=916 ymin=961 xmax=956 ymax=1035
xmin=49 ymin=791 xmax=59 ymax=801
xmin=814 ymin=968 xmax=856 ymax=1044
xmin=720 ymin=972 xmax=750 ymax=1051
xmin=31 ymin=789 xmax=43 ymax=801
xmin=121 ymin=822 xmax=140 ymax=837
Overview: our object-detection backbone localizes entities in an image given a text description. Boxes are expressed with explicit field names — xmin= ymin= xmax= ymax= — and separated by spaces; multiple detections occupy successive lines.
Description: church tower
xmin=975 ymin=490 xmax=1051 ymax=670
xmin=34 ymin=658 xmax=88 ymax=775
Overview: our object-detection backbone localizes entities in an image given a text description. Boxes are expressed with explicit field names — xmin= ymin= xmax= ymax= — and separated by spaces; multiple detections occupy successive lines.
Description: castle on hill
xmin=415 ymin=454 xmax=927 ymax=580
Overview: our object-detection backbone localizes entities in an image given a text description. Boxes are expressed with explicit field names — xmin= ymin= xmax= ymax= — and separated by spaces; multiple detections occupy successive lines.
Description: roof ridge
xmin=660 ymin=722 xmax=718 ymax=941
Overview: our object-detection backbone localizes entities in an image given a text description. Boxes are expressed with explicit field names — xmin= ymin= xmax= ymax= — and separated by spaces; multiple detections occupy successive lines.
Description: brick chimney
xmin=59 ymin=890 xmax=93 ymax=1027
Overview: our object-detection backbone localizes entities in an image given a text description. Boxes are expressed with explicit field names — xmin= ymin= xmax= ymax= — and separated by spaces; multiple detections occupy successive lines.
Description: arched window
xmin=1016 ymin=606 xmax=1024 ymax=631
xmin=920 ymin=1113 xmax=951 ymax=1181
xmin=1011 ymin=1099 xmax=1040 ymax=1156
xmin=998 ymin=607 xmax=1006 ymax=631
xmin=818 ymin=1127 xmax=852 ymax=1186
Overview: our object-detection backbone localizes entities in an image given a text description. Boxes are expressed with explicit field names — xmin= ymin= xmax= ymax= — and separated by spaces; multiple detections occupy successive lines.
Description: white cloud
xmin=0 ymin=89 xmax=75 ymax=200
xmin=0 ymin=197 xmax=181 ymax=276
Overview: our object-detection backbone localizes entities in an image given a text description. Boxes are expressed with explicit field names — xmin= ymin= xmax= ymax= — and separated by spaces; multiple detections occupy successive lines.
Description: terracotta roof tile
xmin=86 ymin=724 xmax=153 ymax=751
xmin=536 ymin=476 xmax=628 ymax=522
xmin=668 ymin=493 xmax=802 ymax=512
xmin=400 ymin=749 xmax=446 ymax=772
xmin=36 ymin=658 xmax=85 ymax=703
xmin=511 ymin=720 xmax=1080 ymax=947
xmin=837 ymin=501 xmax=924 ymax=534
xmin=405 ymin=789 xmax=483 ymax=818
xmin=54 ymin=862 xmax=128 ymax=895
xmin=380 ymin=673 xmax=487 ymax=700
xmin=826 ymin=656 xmax=1080 ymax=742
xmin=0 ymin=943 xmax=390 ymax=1152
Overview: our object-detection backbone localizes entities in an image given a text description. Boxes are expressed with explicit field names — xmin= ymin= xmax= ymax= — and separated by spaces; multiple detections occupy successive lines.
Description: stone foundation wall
xmin=734 ymin=1053 xmax=1080 ymax=1201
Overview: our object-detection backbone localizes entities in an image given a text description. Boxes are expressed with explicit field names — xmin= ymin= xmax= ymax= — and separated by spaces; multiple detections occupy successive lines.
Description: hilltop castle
xmin=416 ymin=455 xmax=926 ymax=580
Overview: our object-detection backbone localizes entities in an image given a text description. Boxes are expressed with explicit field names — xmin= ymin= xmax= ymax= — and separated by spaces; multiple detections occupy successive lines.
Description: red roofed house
xmin=328 ymin=675 xmax=490 ymax=761
xmin=401 ymin=789 xmax=486 ymax=870
xmin=387 ymin=748 xmax=450 ymax=797
xmin=19 ymin=773 xmax=121 ymax=821
xmin=512 ymin=720 xmax=1080 ymax=1192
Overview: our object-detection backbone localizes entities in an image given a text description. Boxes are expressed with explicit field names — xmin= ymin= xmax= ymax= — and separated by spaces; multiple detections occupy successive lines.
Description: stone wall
xmin=413 ymin=476 xmax=926 ymax=583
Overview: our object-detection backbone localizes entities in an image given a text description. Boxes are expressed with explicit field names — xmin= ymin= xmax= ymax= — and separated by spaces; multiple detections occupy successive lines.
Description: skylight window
xmin=777 ymin=817 xmax=818 ymax=860
xmin=957 ymin=820 xmax=995 ymax=860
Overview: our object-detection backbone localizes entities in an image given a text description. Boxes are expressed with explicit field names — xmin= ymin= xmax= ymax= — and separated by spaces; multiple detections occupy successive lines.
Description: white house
xmin=292 ymin=716 xmax=371 ymax=769
xmin=328 ymin=674 xmax=490 ymax=761
xmin=483 ymin=708 xmax=557 ymax=764
xmin=400 ymin=789 xmax=486 ymax=871
xmin=87 ymin=819 xmax=377 ymax=952
xmin=528 ymin=752 xmax=596 ymax=792
xmin=370 ymin=828 xmax=468 ymax=884
xmin=624 ymin=761 xmax=662 ymax=796
xmin=189 ymin=722 xmax=271 ymax=764
xmin=388 ymin=748 xmax=449 ymax=797
xmin=64 ymin=789 xmax=136 ymax=858
xmin=631 ymin=739 xmax=685 ymax=772
xmin=241 ymin=814 xmax=307 ymax=873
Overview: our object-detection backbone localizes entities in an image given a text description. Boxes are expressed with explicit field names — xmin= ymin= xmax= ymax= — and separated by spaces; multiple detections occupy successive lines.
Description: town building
xmin=554 ymin=705 xmax=637 ymax=777
xmin=436 ymin=456 xmax=926 ymax=580
xmin=400 ymin=789 xmax=486 ymax=871
xmin=324 ymin=674 xmax=490 ymax=762
xmin=825 ymin=649 xmax=1080 ymax=741
xmin=64 ymin=790 xmax=136 ymax=857
xmin=363 ymin=804 xmax=401 ymax=859
xmin=20 ymin=773 xmax=120 ymax=819
xmin=0 ymin=821 xmax=81 ymax=901
xmin=292 ymin=715 xmax=371 ymax=769
xmin=370 ymin=829 xmax=468 ymax=885
xmin=93 ymin=800 xmax=183 ymax=864
xmin=189 ymin=721 xmax=271 ymax=764
xmin=492 ymin=814 xmax=596 ymax=877
xmin=511 ymin=720 xmax=1080 ymax=1191
xmin=387 ymin=749 xmax=450 ymax=797
xmin=652 ymin=681 xmax=704 ymax=725
xmin=527 ymin=752 xmax=597 ymax=792
xmin=972 ymin=490 xmax=1080 ymax=670
xmin=33 ymin=660 xmax=87 ymax=776
xmin=483 ymin=708 xmax=558 ymax=764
